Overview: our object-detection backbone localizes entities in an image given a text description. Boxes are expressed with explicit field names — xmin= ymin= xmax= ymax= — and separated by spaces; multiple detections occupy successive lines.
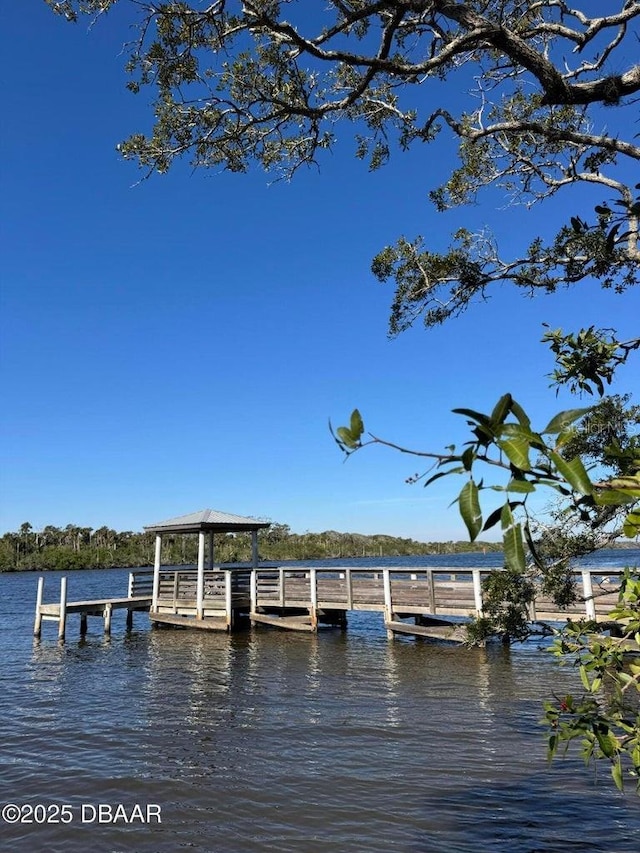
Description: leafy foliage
xmin=46 ymin=1 xmax=640 ymax=329
xmin=0 ymin=520 xmax=500 ymax=572
xmin=333 ymin=393 xmax=640 ymax=575
xmin=543 ymin=327 xmax=640 ymax=397
xmin=543 ymin=571 xmax=640 ymax=793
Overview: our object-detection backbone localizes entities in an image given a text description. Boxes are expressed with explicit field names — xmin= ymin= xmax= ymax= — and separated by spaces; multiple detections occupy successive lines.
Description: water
xmin=1 ymin=551 xmax=639 ymax=852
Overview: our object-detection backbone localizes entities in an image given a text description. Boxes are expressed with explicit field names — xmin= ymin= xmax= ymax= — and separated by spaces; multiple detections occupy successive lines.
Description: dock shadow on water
xmin=1 ymin=563 xmax=639 ymax=852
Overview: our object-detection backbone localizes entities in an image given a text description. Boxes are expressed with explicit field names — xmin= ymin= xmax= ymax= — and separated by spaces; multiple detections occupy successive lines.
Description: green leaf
xmin=459 ymin=479 xmax=482 ymax=541
xmin=579 ymin=664 xmax=591 ymax=691
xmin=612 ymin=758 xmax=624 ymax=792
xmin=423 ymin=466 xmax=466 ymax=488
xmin=596 ymin=729 xmax=616 ymax=759
xmin=498 ymin=436 xmax=531 ymax=470
xmin=350 ymin=409 xmax=364 ymax=439
xmin=623 ymin=509 xmax=640 ymax=538
xmin=594 ymin=488 xmax=640 ymax=506
xmin=482 ymin=504 xmax=504 ymax=532
xmin=336 ymin=426 xmax=358 ymax=449
xmin=490 ymin=393 xmax=512 ymax=426
xmin=549 ymin=451 xmax=593 ymax=495
xmin=507 ymin=478 xmax=536 ymax=493
xmin=543 ymin=407 xmax=592 ymax=435
xmin=452 ymin=407 xmax=492 ymax=427
xmin=461 ymin=446 xmax=475 ymax=471
xmin=501 ymin=502 xmax=515 ymax=530
xmin=509 ymin=399 xmax=532 ymax=428
xmin=503 ymin=523 xmax=526 ymax=573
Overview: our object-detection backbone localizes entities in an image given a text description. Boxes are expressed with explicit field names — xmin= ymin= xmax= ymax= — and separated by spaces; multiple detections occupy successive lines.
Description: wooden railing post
xmin=34 ymin=576 xmax=44 ymax=638
xmin=345 ymin=569 xmax=353 ymax=610
xmin=225 ymin=571 xmax=233 ymax=631
xmin=383 ymin=568 xmax=393 ymax=637
xmin=309 ymin=568 xmax=318 ymax=631
xmin=472 ymin=569 xmax=483 ymax=616
xmin=173 ymin=572 xmax=180 ymax=614
xmin=279 ymin=568 xmax=285 ymax=607
xmin=250 ymin=569 xmax=257 ymax=621
xmin=582 ymin=570 xmax=596 ymax=620
xmin=427 ymin=569 xmax=435 ymax=613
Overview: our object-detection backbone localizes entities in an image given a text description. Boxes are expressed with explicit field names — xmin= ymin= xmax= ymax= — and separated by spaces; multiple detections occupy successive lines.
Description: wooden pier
xmin=33 ymin=573 xmax=153 ymax=640
xmin=147 ymin=564 xmax=625 ymax=641
xmin=34 ymin=565 xmax=626 ymax=643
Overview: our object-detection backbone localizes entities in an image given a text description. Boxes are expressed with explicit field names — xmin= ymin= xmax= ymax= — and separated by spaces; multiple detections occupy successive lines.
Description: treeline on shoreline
xmin=0 ymin=521 xmax=502 ymax=572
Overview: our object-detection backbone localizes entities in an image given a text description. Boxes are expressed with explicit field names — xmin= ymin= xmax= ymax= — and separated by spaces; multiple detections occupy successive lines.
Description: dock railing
xmin=244 ymin=565 xmax=627 ymax=624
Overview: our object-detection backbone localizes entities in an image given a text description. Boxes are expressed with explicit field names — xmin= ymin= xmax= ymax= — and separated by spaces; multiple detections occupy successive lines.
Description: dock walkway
xmin=34 ymin=566 xmax=626 ymax=643
xmin=33 ymin=575 xmax=153 ymax=640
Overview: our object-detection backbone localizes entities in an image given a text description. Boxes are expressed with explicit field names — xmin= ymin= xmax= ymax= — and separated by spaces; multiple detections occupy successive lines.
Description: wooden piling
xmin=58 ymin=577 xmax=67 ymax=641
xmin=34 ymin=576 xmax=44 ymax=638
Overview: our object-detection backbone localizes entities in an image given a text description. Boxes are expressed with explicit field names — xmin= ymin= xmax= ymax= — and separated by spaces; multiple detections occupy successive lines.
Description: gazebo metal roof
xmin=144 ymin=509 xmax=271 ymax=534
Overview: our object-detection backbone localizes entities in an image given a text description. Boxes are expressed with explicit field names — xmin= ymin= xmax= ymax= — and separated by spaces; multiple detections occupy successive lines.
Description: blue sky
xmin=1 ymin=2 xmax=638 ymax=541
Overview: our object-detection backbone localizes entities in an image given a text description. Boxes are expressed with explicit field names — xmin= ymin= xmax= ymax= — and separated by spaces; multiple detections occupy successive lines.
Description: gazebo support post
xmin=152 ymin=534 xmax=162 ymax=613
xmin=251 ymin=530 xmax=258 ymax=569
xmin=196 ymin=531 xmax=205 ymax=620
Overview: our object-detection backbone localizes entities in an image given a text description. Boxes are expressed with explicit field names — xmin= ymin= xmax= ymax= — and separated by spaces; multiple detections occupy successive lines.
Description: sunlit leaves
xmin=458 ymin=479 xmax=482 ymax=541
xmin=543 ymin=326 xmax=640 ymax=397
xmin=330 ymin=408 xmax=364 ymax=452
xmin=543 ymin=571 xmax=640 ymax=793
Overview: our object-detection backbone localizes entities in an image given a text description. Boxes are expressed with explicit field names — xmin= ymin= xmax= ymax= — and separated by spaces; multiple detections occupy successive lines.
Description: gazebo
xmin=143 ymin=509 xmax=271 ymax=628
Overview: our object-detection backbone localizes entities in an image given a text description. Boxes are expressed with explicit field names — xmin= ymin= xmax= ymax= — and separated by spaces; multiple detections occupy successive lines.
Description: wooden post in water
xmin=58 ymin=577 xmax=67 ymax=641
xmin=34 ymin=576 xmax=44 ymax=638
xmin=126 ymin=609 xmax=133 ymax=631
xmin=104 ymin=602 xmax=113 ymax=635
xmin=80 ymin=613 xmax=87 ymax=636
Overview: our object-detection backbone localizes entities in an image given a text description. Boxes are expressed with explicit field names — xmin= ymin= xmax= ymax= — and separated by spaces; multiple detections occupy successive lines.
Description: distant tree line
xmin=0 ymin=521 xmax=501 ymax=572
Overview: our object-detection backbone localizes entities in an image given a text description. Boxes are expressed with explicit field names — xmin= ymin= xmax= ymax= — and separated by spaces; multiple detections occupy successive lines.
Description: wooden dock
xmin=34 ymin=565 xmax=626 ymax=643
xmin=147 ymin=564 xmax=625 ymax=642
xmin=33 ymin=574 xmax=153 ymax=640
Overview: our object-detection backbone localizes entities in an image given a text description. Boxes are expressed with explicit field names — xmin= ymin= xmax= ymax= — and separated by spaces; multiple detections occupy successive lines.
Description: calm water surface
xmin=1 ymin=552 xmax=639 ymax=852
